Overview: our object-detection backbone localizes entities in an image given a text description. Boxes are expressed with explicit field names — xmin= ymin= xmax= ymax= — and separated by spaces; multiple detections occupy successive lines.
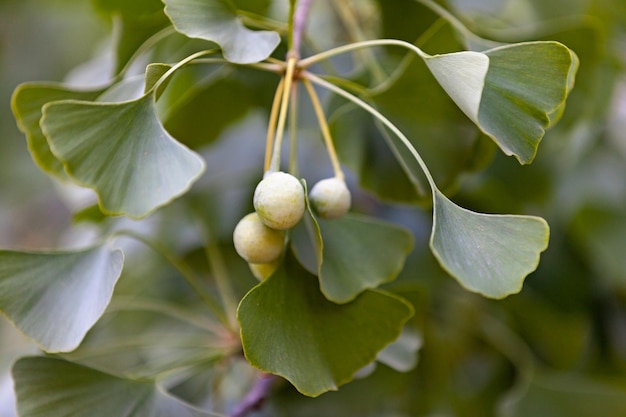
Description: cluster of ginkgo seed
xmin=232 ymin=59 xmax=353 ymax=279
xmin=233 ymin=172 xmax=351 ymax=279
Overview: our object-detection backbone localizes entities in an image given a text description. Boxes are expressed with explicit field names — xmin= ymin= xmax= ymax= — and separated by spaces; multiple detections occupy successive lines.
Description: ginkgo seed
xmin=233 ymin=213 xmax=285 ymax=264
xmin=253 ymin=171 xmax=305 ymax=230
xmin=309 ymin=177 xmax=351 ymax=219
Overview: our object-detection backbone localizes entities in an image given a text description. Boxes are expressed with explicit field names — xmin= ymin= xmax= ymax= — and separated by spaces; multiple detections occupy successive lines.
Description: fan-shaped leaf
xmin=479 ymin=41 xmax=578 ymax=163
xmin=425 ymin=41 xmax=577 ymax=164
xmin=316 ymin=214 xmax=414 ymax=303
xmin=10 ymin=83 xmax=105 ymax=181
xmin=376 ymin=327 xmax=422 ymax=372
xmin=60 ymin=302 xmax=229 ymax=379
xmin=163 ymin=0 xmax=280 ymax=64
xmin=424 ymin=51 xmax=489 ymax=121
xmin=430 ymin=190 xmax=549 ymax=298
xmin=12 ymin=356 xmax=219 ymax=417
xmin=238 ymin=258 xmax=414 ymax=397
xmin=40 ymin=93 xmax=205 ymax=218
xmin=0 ymin=245 xmax=124 ymax=353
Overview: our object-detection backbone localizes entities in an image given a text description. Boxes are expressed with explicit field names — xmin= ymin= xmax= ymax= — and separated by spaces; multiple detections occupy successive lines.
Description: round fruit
xmin=309 ymin=177 xmax=351 ymax=219
xmin=233 ymin=213 xmax=285 ymax=263
xmin=253 ymin=171 xmax=305 ymax=230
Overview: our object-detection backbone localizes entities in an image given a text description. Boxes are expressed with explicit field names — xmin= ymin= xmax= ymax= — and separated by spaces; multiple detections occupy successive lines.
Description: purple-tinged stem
xmin=229 ymin=373 xmax=277 ymax=417
xmin=291 ymin=0 xmax=313 ymax=58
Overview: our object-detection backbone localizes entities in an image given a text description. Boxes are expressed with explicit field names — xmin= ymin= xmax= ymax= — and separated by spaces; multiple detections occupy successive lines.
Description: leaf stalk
xmin=302 ymin=78 xmax=344 ymax=180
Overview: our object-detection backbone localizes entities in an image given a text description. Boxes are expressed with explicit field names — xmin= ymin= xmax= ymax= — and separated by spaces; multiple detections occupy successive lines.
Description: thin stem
xmin=189 ymin=59 xmax=284 ymax=74
xmin=291 ymin=0 xmax=314 ymax=58
xmin=107 ymin=296 xmax=224 ymax=334
xmin=299 ymin=39 xmax=429 ymax=69
xmin=287 ymin=1 xmax=296 ymax=52
xmin=265 ymin=78 xmax=285 ymax=172
xmin=317 ymin=74 xmax=369 ymax=95
xmin=112 ymin=230 xmax=232 ymax=330
xmin=153 ymin=49 xmax=220 ymax=98
xmin=188 ymin=204 xmax=241 ymax=331
xmin=117 ymin=26 xmax=177 ymax=78
xmin=302 ymin=33 xmax=342 ymax=76
xmin=289 ymin=83 xmax=300 ymax=175
xmin=265 ymin=57 xmax=286 ymax=66
xmin=302 ymin=78 xmax=344 ymax=180
xmin=268 ymin=57 xmax=298 ymax=173
xmin=238 ymin=10 xmax=289 ymax=33
xmin=414 ymin=0 xmax=477 ymax=43
xmin=205 ymin=240 xmax=240 ymax=331
xmin=478 ymin=313 xmax=534 ymax=414
xmin=414 ymin=0 xmax=503 ymax=49
xmin=331 ymin=1 xmax=387 ymax=84
xmin=304 ymin=71 xmax=437 ymax=192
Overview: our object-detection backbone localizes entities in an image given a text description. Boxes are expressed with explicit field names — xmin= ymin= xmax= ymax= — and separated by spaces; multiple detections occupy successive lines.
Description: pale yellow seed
xmin=233 ymin=213 xmax=285 ymax=264
xmin=309 ymin=177 xmax=351 ymax=219
xmin=254 ymin=171 xmax=305 ymax=230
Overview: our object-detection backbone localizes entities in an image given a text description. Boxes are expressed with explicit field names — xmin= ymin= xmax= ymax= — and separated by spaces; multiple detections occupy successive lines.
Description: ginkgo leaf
xmin=376 ymin=327 xmax=422 ymax=372
xmin=60 ymin=302 xmax=230 ymax=379
xmin=40 ymin=93 xmax=205 ymax=218
xmin=162 ymin=0 xmax=280 ymax=64
xmin=316 ymin=214 xmax=414 ymax=303
xmin=430 ymin=190 xmax=549 ymax=298
xmin=0 ymin=245 xmax=124 ymax=353
xmin=238 ymin=257 xmax=414 ymax=397
xmin=478 ymin=41 xmax=578 ymax=163
xmin=425 ymin=41 xmax=578 ymax=164
xmin=12 ymin=356 xmax=220 ymax=417
xmin=10 ymin=83 xmax=105 ymax=181
xmin=292 ymin=188 xmax=413 ymax=302
xmin=424 ymin=51 xmax=490 ymax=121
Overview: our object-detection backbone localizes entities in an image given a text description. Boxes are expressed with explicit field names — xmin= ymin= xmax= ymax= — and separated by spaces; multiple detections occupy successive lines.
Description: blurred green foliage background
xmin=1 ymin=0 xmax=626 ymax=416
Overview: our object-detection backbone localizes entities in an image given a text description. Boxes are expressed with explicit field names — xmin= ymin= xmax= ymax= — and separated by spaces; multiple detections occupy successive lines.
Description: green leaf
xmin=238 ymin=258 xmax=414 ymax=397
xmin=72 ymin=204 xmax=108 ymax=224
xmin=426 ymin=41 xmax=578 ymax=164
xmin=233 ymin=0 xmax=272 ymax=15
xmin=12 ymin=356 xmax=219 ymax=417
xmin=479 ymin=42 xmax=578 ymax=163
xmin=376 ymin=327 xmax=422 ymax=372
xmin=0 ymin=245 xmax=124 ymax=353
xmin=145 ymin=63 xmax=173 ymax=95
xmin=424 ymin=51 xmax=490 ymax=121
xmin=10 ymin=83 xmax=105 ymax=181
xmin=40 ymin=93 xmax=205 ymax=219
xmin=430 ymin=190 xmax=549 ymax=298
xmin=61 ymin=302 xmax=229 ymax=378
xmin=162 ymin=0 xmax=280 ymax=64
xmin=316 ymin=214 xmax=414 ymax=303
